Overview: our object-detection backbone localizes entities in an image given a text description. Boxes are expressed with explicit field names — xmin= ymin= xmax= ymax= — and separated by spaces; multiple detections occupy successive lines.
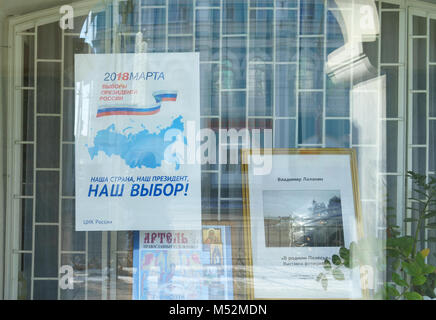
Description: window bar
xmin=322 ymin=1 xmax=327 ymax=148
xmin=217 ymin=0 xmax=223 ymax=222
xmin=295 ymin=0 xmax=300 ymax=148
xmin=376 ymin=1 xmax=383 ymax=237
xmin=425 ymin=14 xmax=430 ymax=256
xmin=57 ymin=25 xmax=65 ymax=300
xmin=30 ymin=23 xmax=38 ymax=301
xmin=272 ymin=1 xmax=276 ymax=148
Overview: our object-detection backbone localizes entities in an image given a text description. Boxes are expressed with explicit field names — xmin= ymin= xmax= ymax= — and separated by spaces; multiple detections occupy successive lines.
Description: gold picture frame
xmin=241 ymin=148 xmax=364 ymax=300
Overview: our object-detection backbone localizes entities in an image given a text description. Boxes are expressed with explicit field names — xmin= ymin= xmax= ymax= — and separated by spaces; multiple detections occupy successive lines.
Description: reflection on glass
xmin=223 ymin=0 xmax=247 ymax=35
xmin=195 ymin=9 xmax=220 ymax=61
xmin=325 ymin=119 xmax=350 ymax=148
xmin=274 ymin=119 xmax=296 ymax=148
xmin=275 ymin=64 xmax=296 ymax=117
xmin=298 ymin=92 xmax=323 ymax=144
xmin=249 ymin=64 xmax=273 ymax=116
xmin=275 ymin=9 xmax=297 ymax=62
xmin=412 ymin=93 xmax=427 ymax=145
xmin=413 ymin=39 xmax=427 ymax=91
xmin=222 ymin=37 xmax=246 ymax=89
xmin=249 ymin=10 xmax=273 ymax=61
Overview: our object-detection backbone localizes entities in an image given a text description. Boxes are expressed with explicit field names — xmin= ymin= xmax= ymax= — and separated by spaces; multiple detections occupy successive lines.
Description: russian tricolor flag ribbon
xmin=96 ymin=91 xmax=178 ymax=118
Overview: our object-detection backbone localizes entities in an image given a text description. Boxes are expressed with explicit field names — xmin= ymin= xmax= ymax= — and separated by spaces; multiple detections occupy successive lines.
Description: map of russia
xmin=88 ymin=116 xmax=185 ymax=169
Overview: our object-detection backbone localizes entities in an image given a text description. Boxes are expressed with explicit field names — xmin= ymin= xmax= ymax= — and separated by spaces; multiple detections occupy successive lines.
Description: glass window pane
xmin=299 ymin=37 xmax=324 ymax=90
xmin=17 ymin=253 xmax=32 ymax=300
xmin=223 ymin=0 xmax=247 ymax=35
xmin=37 ymin=62 xmax=61 ymax=114
xmin=249 ymin=10 xmax=273 ymax=62
xmin=37 ymin=22 xmax=61 ymax=59
xmin=22 ymin=90 xmax=35 ymax=141
xmin=33 ymin=280 xmax=58 ymax=300
xmin=63 ymin=90 xmax=75 ymax=142
xmin=201 ymin=172 xmax=218 ymax=218
xmin=276 ymin=9 xmax=297 ymax=62
xmin=34 ymin=225 xmax=58 ymax=277
xmin=36 ymin=171 xmax=59 ymax=223
xmin=326 ymin=76 xmax=349 ymax=117
xmin=200 ymin=64 xmax=219 ymax=116
xmin=300 ymin=0 xmax=324 ymax=35
xmin=430 ymin=19 xmax=436 ymax=62
xmin=22 ymin=36 xmax=35 ymax=87
xmin=274 ymin=119 xmax=296 ymax=148
xmin=195 ymin=9 xmax=220 ymax=61
xmin=62 ymin=144 xmax=74 ymax=197
xmin=222 ymin=37 xmax=247 ymax=89
xmin=168 ymin=0 xmax=193 ymax=35
xmin=276 ymin=0 xmax=297 ymax=8
xmin=37 ymin=116 xmax=60 ymax=168
xmin=19 ymin=200 xmax=33 ymax=251
xmin=326 ymin=10 xmax=345 ymax=57
xmin=413 ymin=15 xmax=427 ymax=36
xmin=221 ymin=91 xmax=246 ymax=129
xmin=60 ymin=254 xmax=86 ymax=300
xmin=412 ymin=93 xmax=427 ymax=145
xmin=298 ymin=92 xmax=323 ymax=144
xmin=249 ymin=64 xmax=273 ymax=116
xmin=250 ymin=0 xmax=273 ymax=7
xmin=21 ymin=145 xmax=34 ymax=197
xmin=325 ymin=119 xmax=350 ymax=148
xmin=381 ymin=12 xmax=399 ymax=64
xmin=64 ymin=37 xmax=89 ymax=88
xmin=384 ymin=121 xmax=398 ymax=173
xmin=168 ymin=36 xmax=193 ymax=52
xmin=382 ymin=66 xmax=399 ymax=118
xmin=220 ymin=165 xmax=242 ymax=198
xmin=62 ymin=200 xmax=85 ymax=252
xmin=141 ymin=8 xmax=166 ymax=52
xmin=275 ymin=64 xmax=296 ymax=117
xmin=430 ymin=65 xmax=436 ymax=117
xmin=200 ymin=118 xmax=219 ymax=170
xmin=413 ymin=39 xmax=427 ymax=91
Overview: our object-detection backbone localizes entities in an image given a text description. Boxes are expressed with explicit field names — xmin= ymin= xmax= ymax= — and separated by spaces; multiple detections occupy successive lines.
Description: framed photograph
xmin=242 ymin=148 xmax=364 ymax=299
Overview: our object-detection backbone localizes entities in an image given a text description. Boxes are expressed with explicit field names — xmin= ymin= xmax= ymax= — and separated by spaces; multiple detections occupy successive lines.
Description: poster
xmin=74 ymin=53 xmax=201 ymax=231
xmin=132 ymin=226 xmax=234 ymax=300
xmin=242 ymin=149 xmax=363 ymax=299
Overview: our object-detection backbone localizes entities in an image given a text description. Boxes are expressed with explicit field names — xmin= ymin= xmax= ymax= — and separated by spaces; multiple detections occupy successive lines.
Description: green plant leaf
xmin=392 ymin=272 xmax=408 ymax=287
xmin=403 ymin=218 xmax=418 ymax=223
xmin=404 ymin=291 xmax=423 ymax=300
xmin=332 ymin=255 xmax=342 ymax=266
xmin=323 ymin=259 xmax=332 ymax=271
xmin=321 ymin=277 xmax=328 ymax=291
xmin=332 ymin=268 xmax=345 ymax=281
xmin=402 ymin=261 xmax=422 ymax=277
xmin=339 ymin=247 xmax=349 ymax=259
xmin=392 ymin=259 xmax=401 ymax=271
xmin=412 ymin=275 xmax=427 ymax=286
xmin=422 ymin=264 xmax=436 ymax=274
xmin=385 ymin=284 xmax=400 ymax=298
xmin=316 ymin=273 xmax=323 ymax=282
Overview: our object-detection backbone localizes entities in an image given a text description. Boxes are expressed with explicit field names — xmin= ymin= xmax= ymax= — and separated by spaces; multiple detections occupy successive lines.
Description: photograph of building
xmin=263 ymin=190 xmax=344 ymax=247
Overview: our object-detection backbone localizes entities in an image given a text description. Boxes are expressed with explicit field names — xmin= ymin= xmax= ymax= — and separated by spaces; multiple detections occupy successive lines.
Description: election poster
xmin=132 ymin=226 xmax=234 ymax=300
xmin=74 ymin=53 xmax=201 ymax=231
